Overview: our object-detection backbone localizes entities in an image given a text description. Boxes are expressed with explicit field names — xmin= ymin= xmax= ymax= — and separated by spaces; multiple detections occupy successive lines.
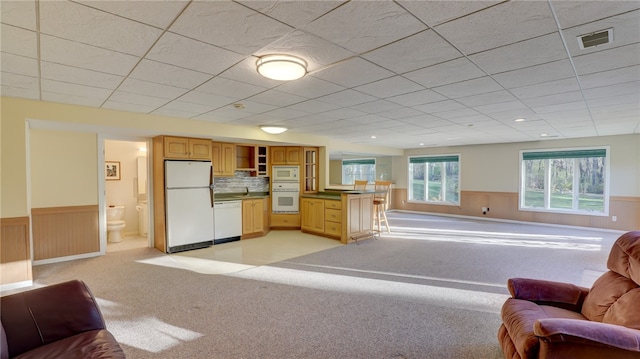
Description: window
xmin=520 ymin=148 xmax=608 ymax=214
xmin=342 ymin=159 xmax=376 ymax=184
xmin=408 ymin=155 xmax=460 ymax=204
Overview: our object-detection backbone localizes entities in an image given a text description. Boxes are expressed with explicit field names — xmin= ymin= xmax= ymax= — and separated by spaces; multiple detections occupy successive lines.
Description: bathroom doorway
xmin=104 ymin=139 xmax=150 ymax=252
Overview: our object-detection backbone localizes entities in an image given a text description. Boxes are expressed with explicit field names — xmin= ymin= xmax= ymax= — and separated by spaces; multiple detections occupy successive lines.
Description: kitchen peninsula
xmin=301 ymin=190 xmax=377 ymax=244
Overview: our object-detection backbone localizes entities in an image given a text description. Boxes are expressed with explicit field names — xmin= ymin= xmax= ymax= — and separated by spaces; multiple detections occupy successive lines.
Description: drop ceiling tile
xmin=316 ymin=89 xmax=377 ymax=107
xmin=1 ymin=72 xmax=38 ymax=91
xmin=40 ymin=62 xmax=123 ymax=90
xmin=580 ymin=66 xmax=640 ymax=89
xmin=261 ymin=107 xmax=308 ymax=121
xmin=348 ymin=115 xmax=391 ymax=125
xmin=433 ymin=76 xmax=503 ymax=98
xmin=40 ymin=1 xmax=162 ymax=56
xmin=377 ymin=107 xmax=424 ymax=120
xmin=197 ymin=77 xmax=266 ymax=99
xmin=109 ymin=90 xmax=168 ymax=108
xmin=457 ymin=90 xmax=517 ymax=107
xmin=178 ymin=91 xmax=236 ymax=108
xmin=239 ymin=1 xmax=343 ymax=29
xmin=551 ymin=1 xmax=640 ymax=29
xmin=311 ymin=57 xmax=394 ymax=88
xmin=41 ymin=79 xmax=112 ymax=100
xmin=350 ymin=100 xmax=403 ymax=115
xmin=387 ymin=89 xmax=449 ymax=107
xmin=584 ymin=82 xmax=640 ymax=100
xmin=532 ymin=101 xmax=587 ymax=114
xmin=246 ymin=89 xmax=307 ymax=107
xmin=434 ymin=1 xmax=557 ymax=54
xmin=102 ymin=100 xmax=157 ymax=113
xmin=118 ymin=78 xmax=188 ymax=100
xmin=1 ymin=53 xmax=38 ymax=77
xmin=158 ymin=100 xmax=217 ymax=114
xmin=40 ymin=35 xmax=139 ymax=76
xmin=1 ymin=24 xmax=36 ymax=58
xmin=302 ymin=1 xmax=426 ymax=54
xmin=170 ymin=1 xmax=293 ymax=55
xmin=400 ymin=115 xmax=452 ymax=127
xmin=588 ymin=93 xmax=640 ymax=108
xmin=196 ymin=107 xmax=252 ymax=122
xmin=510 ymin=78 xmax=580 ymax=99
xmin=363 ymin=30 xmax=462 ymax=74
xmin=256 ymin=30 xmax=355 ymax=71
xmin=75 ymin=0 xmax=189 ymax=29
xmin=230 ymin=100 xmax=277 ymax=114
xmin=473 ymin=100 xmax=528 ymax=115
xmin=469 ymin=33 xmax=568 ymax=74
xmin=433 ymin=108 xmax=480 ymax=120
xmin=151 ymin=108 xmax=200 ymax=118
xmin=398 ymin=1 xmax=499 ymax=27
xmin=218 ymin=58 xmax=282 ymax=88
xmin=42 ymin=92 xmax=105 ymax=107
xmin=492 ymin=59 xmax=575 ymax=88
xmin=287 ymin=100 xmax=340 ymax=114
xmin=573 ymin=43 xmax=640 ymax=75
xmin=276 ymin=76 xmax=345 ymax=99
xmin=562 ymin=10 xmax=640 ymax=57
xmin=1 ymin=85 xmax=39 ymax=99
xmin=404 ymin=58 xmax=485 ymax=88
xmin=130 ymin=59 xmax=210 ymax=89
xmin=354 ymin=76 xmax=424 ymax=99
xmin=413 ymin=100 xmax=466 ymax=114
xmin=522 ymin=91 xmax=584 ymax=107
xmin=147 ymin=33 xmax=244 ymax=75
xmin=0 ymin=0 xmax=36 ymax=30
xmin=322 ymin=107 xmax=368 ymax=120
xmin=488 ymin=108 xmax=538 ymax=122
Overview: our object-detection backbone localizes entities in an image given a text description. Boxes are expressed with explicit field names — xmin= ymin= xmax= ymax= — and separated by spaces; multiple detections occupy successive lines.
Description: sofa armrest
xmin=0 ymin=280 xmax=106 ymax=358
xmin=508 ymin=278 xmax=589 ymax=312
xmin=534 ymin=318 xmax=640 ymax=352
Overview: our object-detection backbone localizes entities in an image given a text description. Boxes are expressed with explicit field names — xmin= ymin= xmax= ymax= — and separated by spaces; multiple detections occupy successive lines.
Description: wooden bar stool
xmin=354 ymin=180 xmax=368 ymax=190
xmin=373 ymin=180 xmax=391 ymax=233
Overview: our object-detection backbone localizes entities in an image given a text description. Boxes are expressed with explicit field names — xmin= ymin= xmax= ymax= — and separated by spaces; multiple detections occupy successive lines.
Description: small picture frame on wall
xmin=105 ymin=161 xmax=121 ymax=180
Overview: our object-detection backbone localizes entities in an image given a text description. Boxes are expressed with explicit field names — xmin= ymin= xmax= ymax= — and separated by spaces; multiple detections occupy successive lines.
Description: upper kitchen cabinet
xmin=163 ymin=136 xmax=211 ymax=160
xmin=235 ymin=144 xmax=269 ymax=177
xmin=212 ymin=142 xmax=235 ymax=177
xmin=303 ymin=147 xmax=318 ymax=193
xmin=270 ymin=146 xmax=301 ymax=165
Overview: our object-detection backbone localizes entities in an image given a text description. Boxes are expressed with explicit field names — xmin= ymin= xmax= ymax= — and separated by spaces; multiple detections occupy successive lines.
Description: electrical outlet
xmin=612 ymin=216 xmax=617 ymax=222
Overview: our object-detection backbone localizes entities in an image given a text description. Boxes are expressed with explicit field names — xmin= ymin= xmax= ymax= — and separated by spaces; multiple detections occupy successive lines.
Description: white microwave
xmin=272 ymin=165 xmax=299 ymax=182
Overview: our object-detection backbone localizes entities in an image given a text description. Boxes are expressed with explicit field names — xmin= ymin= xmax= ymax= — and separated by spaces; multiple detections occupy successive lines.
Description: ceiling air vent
xmin=577 ymin=28 xmax=613 ymax=49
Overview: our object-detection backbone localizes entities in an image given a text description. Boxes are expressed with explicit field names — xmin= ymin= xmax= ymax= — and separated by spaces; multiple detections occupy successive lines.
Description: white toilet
xmin=106 ymin=205 xmax=126 ymax=243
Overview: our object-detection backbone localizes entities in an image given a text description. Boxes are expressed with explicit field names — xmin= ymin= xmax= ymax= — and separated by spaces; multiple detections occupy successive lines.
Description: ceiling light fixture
xmin=514 ymin=118 xmax=526 ymax=122
xmin=260 ymin=125 xmax=288 ymax=134
xmin=256 ymin=54 xmax=307 ymax=81
xmin=370 ymin=135 xmax=377 ymax=139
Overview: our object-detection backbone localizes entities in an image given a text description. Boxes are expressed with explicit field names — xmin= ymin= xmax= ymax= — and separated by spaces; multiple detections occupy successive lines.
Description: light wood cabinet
xmin=301 ymin=198 xmax=324 ymax=233
xmin=270 ymin=146 xmax=301 ymax=165
xmin=344 ymin=193 xmax=374 ymax=243
xmin=324 ymin=200 xmax=342 ymax=238
xmin=212 ymin=142 xmax=235 ymax=177
xmin=242 ymin=198 xmax=265 ymax=238
xmin=164 ymin=136 xmax=211 ymax=160
xmin=303 ymin=147 xmax=318 ymax=193
xmin=270 ymin=213 xmax=301 ymax=228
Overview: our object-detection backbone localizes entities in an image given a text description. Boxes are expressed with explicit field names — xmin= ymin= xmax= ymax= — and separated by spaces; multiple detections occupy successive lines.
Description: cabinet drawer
xmin=271 ymin=213 xmax=301 ymax=227
xmin=324 ymin=200 xmax=342 ymax=210
xmin=325 ymin=208 xmax=342 ymax=223
xmin=324 ymin=221 xmax=342 ymax=236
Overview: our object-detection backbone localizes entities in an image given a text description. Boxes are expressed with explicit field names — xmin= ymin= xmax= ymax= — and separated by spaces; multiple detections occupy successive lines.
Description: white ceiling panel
xmin=40 ymin=1 xmax=162 ymax=56
xmin=170 ymin=1 xmax=293 ymax=55
xmin=1 ymin=1 xmax=638 ymax=149
xmin=1 ymin=24 xmax=37 ymax=58
xmin=302 ymin=1 xmax=426 ymax=54
xmin=146 ymin=32 xmax=244 ymax=75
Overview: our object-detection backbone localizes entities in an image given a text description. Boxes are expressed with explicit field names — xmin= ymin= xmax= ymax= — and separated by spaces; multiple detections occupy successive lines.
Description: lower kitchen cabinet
xmin=300 ymin=194 xmax=372 ymax=243
xmin=301 ymin=198 xmax=324 ymax=233
xmin=242 ymin=198 xmax=266 ymax=239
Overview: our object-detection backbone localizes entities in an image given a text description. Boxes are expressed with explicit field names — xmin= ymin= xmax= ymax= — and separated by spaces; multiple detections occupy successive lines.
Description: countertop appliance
xmin=214 ymin=200 xmax=242 ymax=244
xmin=272 ymin=165 xmax=299 ymax=182
xmin=165 ymin=160 xmax=214 ymax=253
xmin=272 ymin=182 xmax=300 ymax=213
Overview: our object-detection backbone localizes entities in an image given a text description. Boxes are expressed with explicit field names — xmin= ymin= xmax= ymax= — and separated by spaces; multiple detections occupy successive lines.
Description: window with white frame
xmin=342 ymin=159 xmax=376 ymax=185
xmin=520 ymin=148 xmax=608 ymax=214
xmin=408 ymin=155 xmax=460 ymax=204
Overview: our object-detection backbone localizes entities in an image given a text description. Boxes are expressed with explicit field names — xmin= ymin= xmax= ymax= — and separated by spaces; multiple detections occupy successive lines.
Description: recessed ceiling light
xmin=370 ymin=135 xmax=377 ymax=139
xmin=233 ymin=103 xmax=245 ymax=109
xmin=514 ymin=118 xmax=526 ymax=122
xmin=540 ymin=133 xmax=549 ymax=137
xmin=419 ymin=143 xmax=425 ymax=146
xmin=256 ymin=54 xmax=307 ymax=81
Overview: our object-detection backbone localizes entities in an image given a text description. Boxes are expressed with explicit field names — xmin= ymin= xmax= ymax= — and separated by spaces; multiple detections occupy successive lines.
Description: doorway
xmin=104 ymin=139 xmax=150 ymax=252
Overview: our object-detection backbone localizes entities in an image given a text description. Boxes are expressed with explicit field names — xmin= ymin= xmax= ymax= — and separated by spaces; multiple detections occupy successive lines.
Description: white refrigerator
xmin=165 ymin=160 xmax=215 ymax=253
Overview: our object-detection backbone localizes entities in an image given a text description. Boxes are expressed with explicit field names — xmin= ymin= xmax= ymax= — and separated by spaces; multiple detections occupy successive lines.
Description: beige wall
xmin=398 ymin=134 xmax=640 ymax=197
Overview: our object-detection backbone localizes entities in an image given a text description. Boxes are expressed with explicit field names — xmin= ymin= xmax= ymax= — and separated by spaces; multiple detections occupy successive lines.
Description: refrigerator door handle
xmin=210 ymin=188 xmax=214 ymax=208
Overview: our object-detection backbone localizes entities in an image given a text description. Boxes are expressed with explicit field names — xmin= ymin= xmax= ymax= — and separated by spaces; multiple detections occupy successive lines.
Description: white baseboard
xmin=33 ymin=251 xmax=101 ymax=266
xmin=0 ymin=280 xmax=33 ymax=293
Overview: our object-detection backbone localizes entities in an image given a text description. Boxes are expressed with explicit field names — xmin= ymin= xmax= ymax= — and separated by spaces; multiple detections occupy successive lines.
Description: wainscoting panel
xmin=391 ymin=189 xmax=639 ymax=231
xmin=31 ymin=205 xmax=99 ymax=261
xmin=0 ymin=217 xmax=32 ymax=285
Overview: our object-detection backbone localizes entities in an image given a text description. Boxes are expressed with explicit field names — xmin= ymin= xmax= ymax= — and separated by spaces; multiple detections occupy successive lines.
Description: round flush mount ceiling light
xmin=260 ymin=125 xmax=288 ymax=134
xmin=256 ymin=54 xmax=307 ymax=81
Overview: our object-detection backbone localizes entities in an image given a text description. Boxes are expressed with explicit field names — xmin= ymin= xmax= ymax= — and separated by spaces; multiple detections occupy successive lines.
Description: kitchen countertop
xmin=214 ymin=192 xmax=269 ymax=202
xmin=301 ymin=190 xmax=383 ymax=200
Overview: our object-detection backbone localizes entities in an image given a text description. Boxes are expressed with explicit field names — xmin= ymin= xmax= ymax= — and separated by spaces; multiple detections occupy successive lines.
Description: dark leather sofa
xmin=498 ymin=231 xmax=640 ymax=359
xmin=1 ymin=280 xmax=125 ymax=359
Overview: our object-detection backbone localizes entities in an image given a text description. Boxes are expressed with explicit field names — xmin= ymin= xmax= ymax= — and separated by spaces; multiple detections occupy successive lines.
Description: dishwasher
xmin=214 ymin=200 xmax=242 ymax=244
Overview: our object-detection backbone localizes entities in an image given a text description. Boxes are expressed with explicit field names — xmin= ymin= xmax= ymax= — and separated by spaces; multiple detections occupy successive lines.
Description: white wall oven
xmin=272 ymin=166 xmax=299 ymax=182
xmin=272 ymin=182 xmax=300 ymax=213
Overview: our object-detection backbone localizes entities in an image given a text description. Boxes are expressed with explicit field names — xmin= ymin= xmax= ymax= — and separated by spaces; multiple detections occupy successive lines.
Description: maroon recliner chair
xmin=498 ymin=231 xmax=640 ymax=359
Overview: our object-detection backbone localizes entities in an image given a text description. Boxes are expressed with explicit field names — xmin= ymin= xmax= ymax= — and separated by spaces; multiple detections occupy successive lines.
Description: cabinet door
xmin=242 ymin=200 xmax=254 ymax=234
xmin=271 ymin=147 xmax=287 ymax=165
xmin=303 ymin=147 xmax=318 ymax=193
xmin=252 ymin=199 xmax=264 ymax=233
xmin=189 ymin=138 xmax=212 ymax=159
xmin=301 ymin=198 xmax=314 ymax=230
xmin=286 ymin=147 xmax=301 ymax=164
xmin=312 ymin=199 xmax=324 ymax=232
xmin=164 ymin=136 xmax=189 ymax=158
xmin=221 ymin=143 xmax=235 ymax=176
xmin=211 ymin=142 xmax=222 ymax=175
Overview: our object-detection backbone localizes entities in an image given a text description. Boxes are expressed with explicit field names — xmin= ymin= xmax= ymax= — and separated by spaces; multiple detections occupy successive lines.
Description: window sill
xmin=519 ymin=207 xmax=608 ymax=217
